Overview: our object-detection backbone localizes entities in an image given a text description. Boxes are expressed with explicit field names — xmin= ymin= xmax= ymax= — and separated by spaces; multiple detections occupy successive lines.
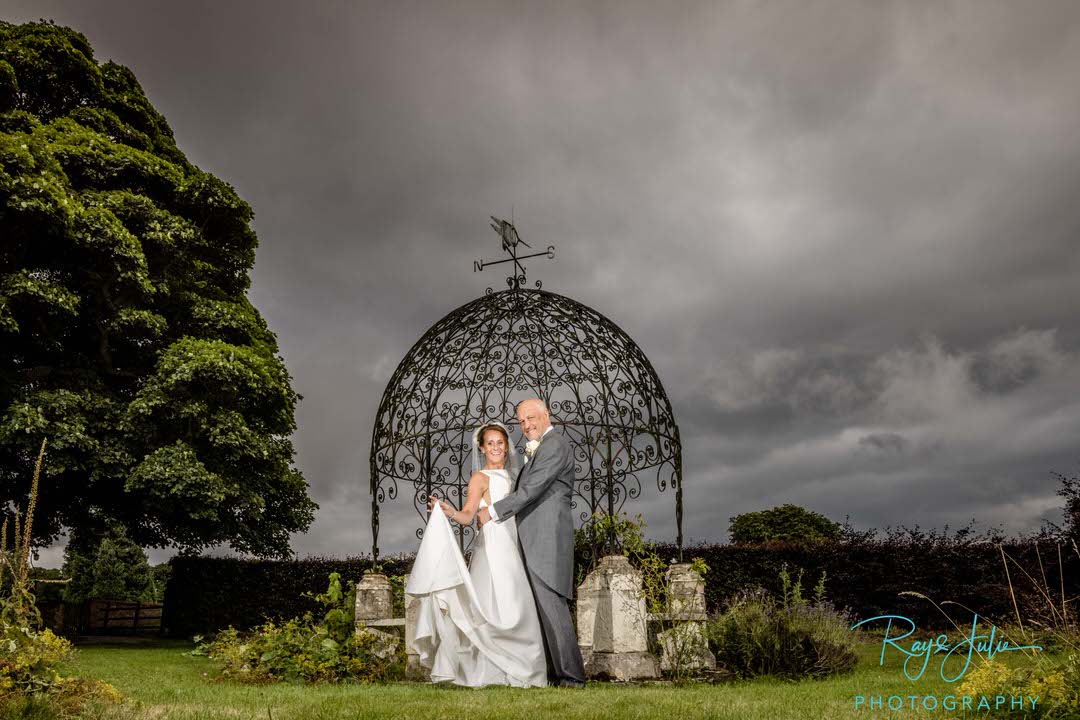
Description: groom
xmin=477 ymin=398 xmax=587 ymax=688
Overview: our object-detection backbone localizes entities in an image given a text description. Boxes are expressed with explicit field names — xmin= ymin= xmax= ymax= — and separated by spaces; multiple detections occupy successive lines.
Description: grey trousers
xmin=526 ymin=567 xmax=587 ymax=686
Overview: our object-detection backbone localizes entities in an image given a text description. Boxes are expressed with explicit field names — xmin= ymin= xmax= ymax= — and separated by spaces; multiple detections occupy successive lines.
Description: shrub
xmin=193 ymin=572 xmax=404 ymax=684
xmin=1 ymin=439 xmax=75 ymax=696
xmin=0 ymin=623 xmax=74 ymax=695
xmin=957 ymin=655 xmax=1079 ymax=719
xmin=0 ymin=679 xmax=125 ymax=719
xmin=0 ymin=439 xmax=122 ymax=711
xmin=706 ymin=566 xmax=857 ymax=680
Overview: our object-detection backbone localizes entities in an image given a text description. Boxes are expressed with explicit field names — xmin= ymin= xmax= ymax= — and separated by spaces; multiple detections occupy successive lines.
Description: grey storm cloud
xmin=679 ymin=329 xmax=1080 ymax=544
xmin=857 ymin=434 xmax=908 ymax=455
xmin=6 ymin=0 xmax=1080 ymax=565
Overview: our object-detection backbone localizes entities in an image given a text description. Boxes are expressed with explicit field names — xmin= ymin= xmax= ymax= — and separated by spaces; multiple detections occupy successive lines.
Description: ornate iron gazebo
xmin=369 ymin=222 xmax=683 ymax=563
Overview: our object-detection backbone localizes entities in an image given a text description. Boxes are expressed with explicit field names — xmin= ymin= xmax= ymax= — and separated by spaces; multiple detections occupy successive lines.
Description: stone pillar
xmin=657 ymin=563 xmax=714 ymax=673
xmin=665 ymin=563 xmax=707 ymax=621
xmin=577 ymin=555 xmax=659 ymax=681
xmin=354 ymin=573 xmax=398 ymax=659
xmin=403 ymin=574 xmax=428 ymax=681
xmin=355 ymin=573 xmax=393 ymax=625
xmin=575 ymin=564 xmax=602 ymax=669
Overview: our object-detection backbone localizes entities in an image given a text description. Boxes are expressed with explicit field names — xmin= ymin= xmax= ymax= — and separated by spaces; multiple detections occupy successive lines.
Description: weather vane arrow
xmin=473 ymin=215 xmax=555 ymax=289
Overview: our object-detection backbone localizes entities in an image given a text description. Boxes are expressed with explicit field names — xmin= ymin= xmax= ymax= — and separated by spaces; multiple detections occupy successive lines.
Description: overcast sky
xmin=7 ymin=1 xmax=1080 ymax=565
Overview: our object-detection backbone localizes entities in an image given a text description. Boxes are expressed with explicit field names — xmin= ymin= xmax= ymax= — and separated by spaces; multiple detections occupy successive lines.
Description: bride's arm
xmin=443 ymin=472 xmax=488 ymax=525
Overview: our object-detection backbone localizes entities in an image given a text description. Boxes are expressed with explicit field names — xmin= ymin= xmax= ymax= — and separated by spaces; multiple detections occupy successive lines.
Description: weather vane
xmin=474 ymin=215 xmax=555 ymax=290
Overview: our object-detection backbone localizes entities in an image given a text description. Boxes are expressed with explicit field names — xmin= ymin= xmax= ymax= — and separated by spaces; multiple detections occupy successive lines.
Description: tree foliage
xmin=728 ymin=504 xmax=841 ymax=544
xmin=61 ymin=523 xmax=165 ymax=604
xmin=0 ymin=21 xmax=316 ymax=557
xmin=1054 ymin=466 xmax=1080 ymax=543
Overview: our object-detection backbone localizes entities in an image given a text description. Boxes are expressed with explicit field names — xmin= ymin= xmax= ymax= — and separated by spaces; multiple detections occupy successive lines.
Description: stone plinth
xmin=576 ymin=555 xmax=659 ymax=680
xmin=589 ymin=651 xmax=661 ymax=681
xmin=665 ymin=563 xmax=707 ymax=621
xmin=657 ymin=622 xmax=715 ymax=673
xmin=355 ymin=573 xmax=393 ymax=626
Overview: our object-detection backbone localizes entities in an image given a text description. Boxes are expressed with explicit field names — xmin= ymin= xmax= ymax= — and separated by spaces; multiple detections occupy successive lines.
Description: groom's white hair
xmin=516 ymin=397 xmax=548 ymax=414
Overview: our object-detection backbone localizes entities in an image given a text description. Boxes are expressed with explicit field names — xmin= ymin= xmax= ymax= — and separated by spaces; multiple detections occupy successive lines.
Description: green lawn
xmin=57 ymin=637 xmax=1041 ymax=720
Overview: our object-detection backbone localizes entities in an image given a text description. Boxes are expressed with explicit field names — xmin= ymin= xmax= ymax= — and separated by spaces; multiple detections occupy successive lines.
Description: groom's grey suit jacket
xmin=492 ymin=429 xmax=576 ymax=599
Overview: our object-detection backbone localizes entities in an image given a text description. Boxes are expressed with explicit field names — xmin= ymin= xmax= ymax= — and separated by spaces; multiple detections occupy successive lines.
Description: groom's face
xmin=516 ymin=401 xmax=550 ymax=441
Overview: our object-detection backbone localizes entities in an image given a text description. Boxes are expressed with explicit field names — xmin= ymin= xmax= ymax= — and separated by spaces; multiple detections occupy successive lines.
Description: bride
xmin=404 ymin=422 xmax=548 ymax=687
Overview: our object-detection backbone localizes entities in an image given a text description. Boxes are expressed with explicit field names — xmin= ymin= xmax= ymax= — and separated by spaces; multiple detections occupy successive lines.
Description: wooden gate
xmin=83 ymin=599 xmax=163 ymax=635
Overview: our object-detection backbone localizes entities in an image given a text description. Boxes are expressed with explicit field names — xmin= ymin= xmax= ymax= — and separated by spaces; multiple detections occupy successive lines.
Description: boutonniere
xmin=525 ymin=439 xmax=541 ymax=457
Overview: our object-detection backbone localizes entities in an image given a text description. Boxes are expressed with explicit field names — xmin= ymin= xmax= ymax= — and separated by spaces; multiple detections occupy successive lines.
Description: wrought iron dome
xmin=368 ymin=224 xmax=683 ymax=563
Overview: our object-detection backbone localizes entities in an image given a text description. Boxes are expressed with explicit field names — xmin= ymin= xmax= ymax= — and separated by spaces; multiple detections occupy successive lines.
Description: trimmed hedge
xmin=162 ymin=554 xmax=412 ymax=639
xmin=163 ymin=538 xmax=1080 ymax=636
xmin=654 ymin=536 xmax=1080 ymax=628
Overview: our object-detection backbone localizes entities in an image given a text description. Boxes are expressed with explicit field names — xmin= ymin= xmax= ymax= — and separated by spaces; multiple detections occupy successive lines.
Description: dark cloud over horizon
xmin=6 ymin=1 xmax=1080 ymax=565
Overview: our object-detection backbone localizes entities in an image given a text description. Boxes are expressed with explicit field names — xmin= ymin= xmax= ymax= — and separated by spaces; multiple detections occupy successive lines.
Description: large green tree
xmin=0 ymin=21 xmax=316 ymax=557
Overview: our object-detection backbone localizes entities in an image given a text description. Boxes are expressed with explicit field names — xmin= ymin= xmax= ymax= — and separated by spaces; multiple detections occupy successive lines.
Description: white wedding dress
xmin=405 ymin=468 xmax=548 ymax=687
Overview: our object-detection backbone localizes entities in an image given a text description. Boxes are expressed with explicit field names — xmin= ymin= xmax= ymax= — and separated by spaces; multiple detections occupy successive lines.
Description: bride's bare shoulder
xmin=468 ymin=471 xmax=490 ymax=487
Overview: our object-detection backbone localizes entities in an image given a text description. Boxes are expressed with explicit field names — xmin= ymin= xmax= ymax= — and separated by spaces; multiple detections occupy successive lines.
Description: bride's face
xmin=481 ymin=429 xmax=507 ymax=466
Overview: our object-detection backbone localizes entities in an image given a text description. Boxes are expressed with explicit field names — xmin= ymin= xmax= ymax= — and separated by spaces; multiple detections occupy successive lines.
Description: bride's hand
xmin=427 ymin=495 xmax=458 ymax=519
xmin=427 ymin=495 xmax=451 ymax=514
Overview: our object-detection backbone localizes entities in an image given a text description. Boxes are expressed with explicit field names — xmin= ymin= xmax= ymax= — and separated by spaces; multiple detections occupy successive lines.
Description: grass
xmin=50 ymin=634 xmax=1052 ymax=720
